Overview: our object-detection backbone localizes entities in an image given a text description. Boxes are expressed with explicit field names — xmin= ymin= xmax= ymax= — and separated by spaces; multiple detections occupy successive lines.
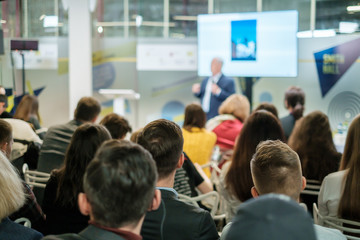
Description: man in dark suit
xmin=137 ymin=119 xmax=219 ymax=240
xmin=193 ymin=58 xmax=235 ymax=120
xmin=43 ymin=139 xmax=161 ymax=240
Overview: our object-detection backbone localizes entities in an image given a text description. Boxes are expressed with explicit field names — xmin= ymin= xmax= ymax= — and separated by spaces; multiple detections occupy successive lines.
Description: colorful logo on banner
xmin=314 ymin=37 xmax=360 ymax=97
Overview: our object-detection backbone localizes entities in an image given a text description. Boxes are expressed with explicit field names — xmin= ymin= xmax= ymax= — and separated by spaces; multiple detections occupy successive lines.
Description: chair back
xmin=14 ymin=217 xmax=31 ymax=228
xmin=302 ymin=179 xmax=321 ymax=195
xmin=22 ymin=163 xmax=50 ymax=188
xmin=178 ymin=191 xmax=220 ymax=217
xmin=313 ymin=203 xmax=360 ymax=240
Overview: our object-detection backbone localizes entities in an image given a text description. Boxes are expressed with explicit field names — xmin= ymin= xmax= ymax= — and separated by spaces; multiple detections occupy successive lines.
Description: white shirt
xmin=202 ymin=72 xmax=222 ymax=113
xmin=318 ymin=170 xmax=347 ymax=217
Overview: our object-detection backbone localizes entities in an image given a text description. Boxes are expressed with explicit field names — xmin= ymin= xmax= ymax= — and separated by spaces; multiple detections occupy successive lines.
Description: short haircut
xmin=0 ymin=94 xmax=8 ymax=107
xmin=0 ymin=152 xmax=25 ymax=219
xmin=183 ymin=103 xmax=206 ymax=131
xmin=219 ymin=94 xmax=250 ymax=122
xmin=84 ymin=139 xmax=157 ymax=228
xmin=136 ymin=119 xmax=183 ymax=179
xmin=0 ymin=120 xmax=12 ymax=145
xmin=250 ymin=140 xmax=302 ymax=200
xmin=74 ymin=97 xmax=101 ymax=122
xmin=100 ymin=113 xmax=132 ymax=139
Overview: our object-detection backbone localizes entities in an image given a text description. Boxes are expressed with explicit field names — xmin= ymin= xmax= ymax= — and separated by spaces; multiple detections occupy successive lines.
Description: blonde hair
xmin=219 ymin=94 xmax=250 ymax=122
xmin=0 ymin=152 xmax=25 ymax=220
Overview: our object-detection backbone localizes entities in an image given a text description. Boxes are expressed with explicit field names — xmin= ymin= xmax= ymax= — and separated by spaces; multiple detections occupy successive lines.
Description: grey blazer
xmin=42 ymin=225 xmax=126 ymax=240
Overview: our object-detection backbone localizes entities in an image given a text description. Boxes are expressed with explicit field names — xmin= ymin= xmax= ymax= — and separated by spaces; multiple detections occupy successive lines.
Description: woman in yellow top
xmin=182 ymin=103 xmax=217 ymax=177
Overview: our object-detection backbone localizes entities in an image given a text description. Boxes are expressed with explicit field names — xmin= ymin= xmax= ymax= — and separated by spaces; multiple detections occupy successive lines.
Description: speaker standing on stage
xmin=192 ymin=57 xmax=236 ymax=120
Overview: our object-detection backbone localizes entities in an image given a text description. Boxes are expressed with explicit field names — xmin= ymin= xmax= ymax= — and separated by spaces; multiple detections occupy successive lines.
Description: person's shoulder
xmin=313 ymin=224 xmax=347 ymax=240
xmin=0 ymin=218 xmax=43 ymax=240
xmin=324 ymin=170 xmax=347 ymax=182
xmin=42 ymin=233 xmax=84 ymax=240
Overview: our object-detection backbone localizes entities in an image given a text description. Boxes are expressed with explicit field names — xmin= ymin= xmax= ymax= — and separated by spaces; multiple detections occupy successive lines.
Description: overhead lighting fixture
xmin=339 ymin=22 xmax=358 ymax=33
xmin=97 ymin=26 xmax=103 ymax=33
xmin=43 ymin=16 xmax=58 ymax=28
xmin=173 ymin=15 xmax=198 ymax=21
xmin=39 ymin=14 xmax=46 ymax=21
xmin=313 ymin=29 xmax=336 ymax=38
xmin=347 ymin=5 xmax=360 ymax=12
xmin=0 ymin=20 xmax=6 ymax=24
xmin=136 ymin=15 xmax=143 ymax=27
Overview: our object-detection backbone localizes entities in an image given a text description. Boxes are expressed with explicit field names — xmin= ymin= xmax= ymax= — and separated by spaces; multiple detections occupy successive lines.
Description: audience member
xmin=192 ymin=57 xmax=235 ymax=120
xmin=280 ymin=86 xmax=305 ymax=140
xmin=0 ymin=94 xmax=12 ymax=118
xmin=182 ymin=103 xmax=216 ymax=176
xmin=319 ymin=114 xmax=360 ymax=222
xmin=3 ymin=118 xmax=42 ymax=159
xmin=289 ymin=111 xmax=341 ymax=182
xmin=100 ymin=113 xmax=132 ymax=139
xmin=37 ymin=97 xmax=101 ymax=173
xmin=219 ymin=110 xmax=285 ymax=221
xmin=0 ymin=149 xmax=43 ymax=240
xmin=206 ymin=94 xmax=250 ymax=151
xmin=254 ymin=102 xmax=278 ymax=118
xmin=0 ymin=120 xmax=45 ymax=231
xmin=222 ymin=140 xmax=346 ymax=240
xmin=137 ymin=119 xmax=219 ymax=240
xmin=174 ymin=152 xmax=213 ymax=198
xmin=14 ymin=95 xmax=45 ymax=139
xmin=43 ymin=140 xmax=160 ymax=240
xmin=130 ymin=128 xmax=143 ymax=142
xmin=289 ymin=111 xmax=341 ymax=213
xmin=42 ymin=123 xmax=111 ymax=235
xmin=223 ymin=194 xmax=317 ymax=240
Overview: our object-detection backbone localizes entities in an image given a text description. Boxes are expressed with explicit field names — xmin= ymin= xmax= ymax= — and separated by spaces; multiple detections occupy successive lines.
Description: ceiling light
xmin=347 ymin=5 xmax=360 ymax=12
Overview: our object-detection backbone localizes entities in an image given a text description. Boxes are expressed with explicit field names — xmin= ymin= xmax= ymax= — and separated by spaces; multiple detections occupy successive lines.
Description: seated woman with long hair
xmin=319 ymin=114 xmax=360 ymax=223
xmin=289 ymin=111 xmax=341 ymax=214
xmin=14 ymin=95 xmax=45 ymax=139
xmin=219 ymin=110 xmax=285 ymax=221
xmin=289 ymin=111 xmax=341 ymax=182
xmin=0 ymin=151 xmax=43 ymax=240
xmin=182 ymin=103 xmax=216 ymax=176
xmin=42 ymin=123 xmax=111 ymax=235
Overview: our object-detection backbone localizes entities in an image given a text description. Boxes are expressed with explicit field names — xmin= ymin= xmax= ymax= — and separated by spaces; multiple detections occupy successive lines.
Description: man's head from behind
xmin=250 ymin=140 xmax=306 ymax=201
xmin=74 ymin=97 xmax=101 ymax=123
xmin=79 ymin=139 xmax=159 ymax=229
xmin=136 ymin=119 xmax=183 ymax=180
xmin=0 ymin=120 xmax=12 ymax=158
xmin=100 ymin=113 xmax=132 ymax=139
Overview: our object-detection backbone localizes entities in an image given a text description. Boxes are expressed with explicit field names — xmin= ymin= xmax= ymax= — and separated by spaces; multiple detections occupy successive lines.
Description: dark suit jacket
xmin=0 ymin=217 xmax=43 ymax=240
xmin=280 ymin=114 xmax=296 ymax=140
xmin=42 ymin=225 xmax=126 ymax=240
xmin=141 ymin=189 xmax=219 ymax=240
xmin=195 ymin=74 xmax=235 ymax=120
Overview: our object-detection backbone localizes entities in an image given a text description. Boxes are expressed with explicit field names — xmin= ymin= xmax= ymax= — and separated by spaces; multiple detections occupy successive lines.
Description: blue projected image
xmin=231 ymin=19 xmax=257 ymax=61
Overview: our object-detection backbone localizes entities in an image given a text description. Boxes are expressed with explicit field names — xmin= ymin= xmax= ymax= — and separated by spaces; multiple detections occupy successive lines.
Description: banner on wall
xmin=137 ymin=44 xmax=197 ymax=71
xmin=314 ymin=37 xmax=360 ymax=97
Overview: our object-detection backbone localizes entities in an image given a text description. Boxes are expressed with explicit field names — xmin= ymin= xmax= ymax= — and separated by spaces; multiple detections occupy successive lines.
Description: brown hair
xmin=14 ymin=95 xmax=40 ymax=122
xmin=284 ymin=86 xmax=305 ymax=120
xmin=338 ymin=114 xmax=360 ymax=221
xmin=100 ymin=113 xmax=132 ymax=139
xmin=254 ymin=102 xmax=278 ymax=119
xmin=225 ymin=110 xmax=285 ymax=202
xmin=137 ymin=119 xmax=183 ymax=179
xmin=288 ymin=111 xmax=341 ymax=182
xmin=251 ymin=140 xmax=303 ymax=200
xmin=183 ymin=103 xmax=206 ymax=132
xmin=74 ymin=97 xmax=101 ymax=122
xmin=219 ymin=94 xmax=250 ymax=122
